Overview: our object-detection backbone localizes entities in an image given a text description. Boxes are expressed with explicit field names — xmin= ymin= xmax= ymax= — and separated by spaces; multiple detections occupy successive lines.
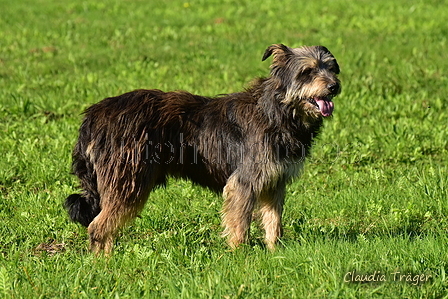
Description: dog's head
xmin=262 ymin=44 xmax=341 ymax=119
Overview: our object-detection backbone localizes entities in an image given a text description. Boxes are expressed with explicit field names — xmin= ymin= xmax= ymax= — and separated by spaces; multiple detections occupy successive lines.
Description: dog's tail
xmin=64 ymin=128 xmax=101 ymax=227
xmin=65 ymin=193 xmax=100 ymax=227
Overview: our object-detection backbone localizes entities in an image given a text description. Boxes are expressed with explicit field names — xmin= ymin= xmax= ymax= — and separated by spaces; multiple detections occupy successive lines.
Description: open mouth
xmin=308 ymin=96 xmax=335 ymax=117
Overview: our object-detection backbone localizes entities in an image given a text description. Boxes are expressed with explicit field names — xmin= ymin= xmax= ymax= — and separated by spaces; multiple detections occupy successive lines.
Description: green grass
xmin=1 ymin=0 xmax=448 ymax=297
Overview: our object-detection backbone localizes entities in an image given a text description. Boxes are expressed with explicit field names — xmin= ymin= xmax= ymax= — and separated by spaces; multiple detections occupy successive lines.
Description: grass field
xmin=1 ymin=0 xmax=448 ymax=297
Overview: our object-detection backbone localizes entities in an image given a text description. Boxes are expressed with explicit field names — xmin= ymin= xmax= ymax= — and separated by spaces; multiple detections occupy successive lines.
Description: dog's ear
xmin=262 ymin=44 xmax=292 ymax=61
xmin=316 ymin=45 xmax=340 ymax=74
xmin=332 ymin=60 xmax=340 ymax=74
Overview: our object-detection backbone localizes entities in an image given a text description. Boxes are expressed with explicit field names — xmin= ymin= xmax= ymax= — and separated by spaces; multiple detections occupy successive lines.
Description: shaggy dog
xmin=65 ymin=44 xmax=341 ymax=254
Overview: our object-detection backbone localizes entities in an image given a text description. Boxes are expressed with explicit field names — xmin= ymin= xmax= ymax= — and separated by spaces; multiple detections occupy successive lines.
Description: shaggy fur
xmin=65 ymin=44 xmax=341 ymax=254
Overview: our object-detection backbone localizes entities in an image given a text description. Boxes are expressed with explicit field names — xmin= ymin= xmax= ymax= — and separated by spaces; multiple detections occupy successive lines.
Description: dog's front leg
xmin=221 ymin=173 xmax=256 ymax=249
xmin=259 ymin=180 xmax=286 ymax=251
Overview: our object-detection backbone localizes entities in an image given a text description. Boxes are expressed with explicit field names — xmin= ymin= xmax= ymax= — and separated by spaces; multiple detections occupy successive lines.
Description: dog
xmin=65 ymin=44 xmax=341 ymax=254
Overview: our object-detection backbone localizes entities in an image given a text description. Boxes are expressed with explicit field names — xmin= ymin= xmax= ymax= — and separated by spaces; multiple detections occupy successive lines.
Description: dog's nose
xmin=327 ymin=82 xmax=340 ymax=94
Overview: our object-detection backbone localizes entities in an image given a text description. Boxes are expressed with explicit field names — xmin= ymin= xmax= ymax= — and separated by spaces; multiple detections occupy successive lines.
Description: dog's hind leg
xmin=87 ymin=188 xmax=151 ymax=255
xmin=221 ymin=174 xmax=257 ymax=249
xmin=87 ymin=201 xmax=122 ymax=255
xmin=87 ymin=167 xmax=157 ymax=255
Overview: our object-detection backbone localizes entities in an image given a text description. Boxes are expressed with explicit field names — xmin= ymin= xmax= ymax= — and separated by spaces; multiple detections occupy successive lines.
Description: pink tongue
xmin=315 ymin=97 xmax=334 ymax=117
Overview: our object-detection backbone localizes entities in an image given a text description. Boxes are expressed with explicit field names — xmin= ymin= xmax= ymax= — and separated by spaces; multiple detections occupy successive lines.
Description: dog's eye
xmin=301 ymin=68 xmax=313 ymax=76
